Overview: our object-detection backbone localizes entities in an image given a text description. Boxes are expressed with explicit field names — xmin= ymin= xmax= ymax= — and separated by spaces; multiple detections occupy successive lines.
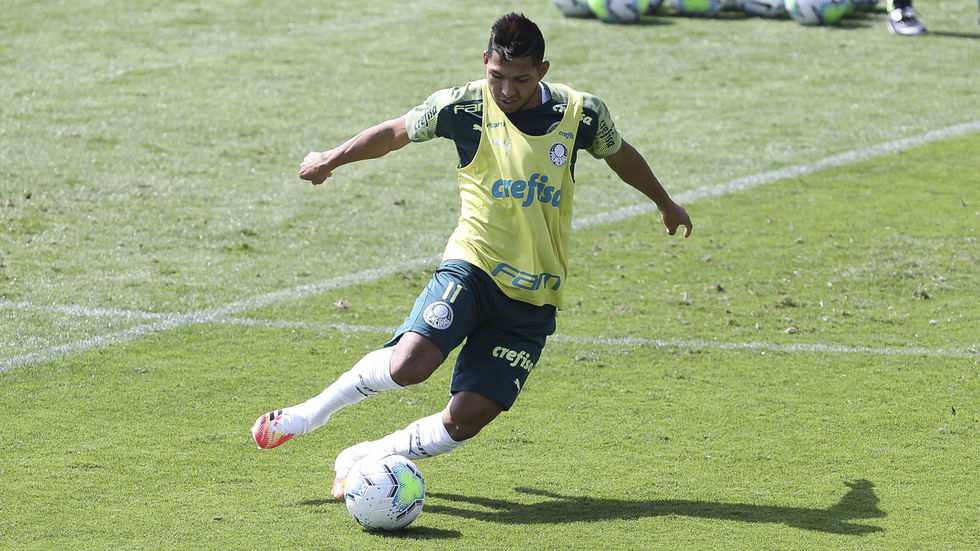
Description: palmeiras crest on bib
xmin=549 ymin=142 xmax=568 ymax=167
xmin=423 ymin=301 xmax=454 ymax=330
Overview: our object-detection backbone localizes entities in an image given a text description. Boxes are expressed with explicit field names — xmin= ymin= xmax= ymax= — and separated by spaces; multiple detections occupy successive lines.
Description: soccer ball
xmin=669 ymin=0 xmax=726 ymax=17
xmin=737 ymin=0 xmax=787 ymax=16
xmin=553 ymin=0 xmax=595 ymax=17
xmin=587 ymin=0 xmax=651 ymax=23
xmin=344 ymin=454 xmax=426 ymax=531
xmin=784 ymin=0 xmax=853 ymax=25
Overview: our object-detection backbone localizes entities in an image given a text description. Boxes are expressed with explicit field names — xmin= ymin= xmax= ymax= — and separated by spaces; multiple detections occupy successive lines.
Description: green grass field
xmin=2 ymin=1 xmax=978 ymax=549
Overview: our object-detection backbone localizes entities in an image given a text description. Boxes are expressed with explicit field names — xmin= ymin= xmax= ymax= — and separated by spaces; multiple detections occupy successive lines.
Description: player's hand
xmin=661 ymin=201 xmax=692 ymax=238
xmin=299 ymin=151 xmax=333 ymax=185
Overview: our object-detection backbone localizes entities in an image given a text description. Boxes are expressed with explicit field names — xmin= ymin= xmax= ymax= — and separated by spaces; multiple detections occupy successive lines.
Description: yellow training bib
xmin=443 ymin=81 xmax=584 ymax=308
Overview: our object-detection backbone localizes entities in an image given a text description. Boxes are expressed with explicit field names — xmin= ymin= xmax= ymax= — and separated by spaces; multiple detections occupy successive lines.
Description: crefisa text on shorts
xmin=491 ymin=345 xmax=536 ymax=372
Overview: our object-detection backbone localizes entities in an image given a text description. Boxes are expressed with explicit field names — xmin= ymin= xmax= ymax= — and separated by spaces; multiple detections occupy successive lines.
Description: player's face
xmin=483 ymin=50 xmax=550 ymax=113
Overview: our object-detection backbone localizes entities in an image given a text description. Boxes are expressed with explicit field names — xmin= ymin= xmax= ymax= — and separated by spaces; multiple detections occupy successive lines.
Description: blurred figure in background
xmin=886 ymin=0 xmax=927 ymax=35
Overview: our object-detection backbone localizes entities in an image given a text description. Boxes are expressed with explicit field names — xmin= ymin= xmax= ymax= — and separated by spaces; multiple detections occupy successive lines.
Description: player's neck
xmin=516 ymin=82 xmax=548 ymax=112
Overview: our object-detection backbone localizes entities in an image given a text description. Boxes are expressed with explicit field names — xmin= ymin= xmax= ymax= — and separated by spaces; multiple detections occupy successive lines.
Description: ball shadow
xmin=299 ymin=497 xmax=462 ymax=540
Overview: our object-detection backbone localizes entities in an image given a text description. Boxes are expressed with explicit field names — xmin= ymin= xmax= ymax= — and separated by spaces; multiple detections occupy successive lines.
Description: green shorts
xmin=387 ymin=260 xmax=556 ymax=410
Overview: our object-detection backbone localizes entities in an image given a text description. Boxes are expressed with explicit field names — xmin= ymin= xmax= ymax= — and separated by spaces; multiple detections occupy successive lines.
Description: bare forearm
xmin=605 ymin=139 xmax=693 ymax=238
xmin=328 ymin=117 xmax=410 ymax=170
xmin=606 ymin=141 xmax=673 ymax=208
xmin=300 ymin=116 xmax=410 ymax=185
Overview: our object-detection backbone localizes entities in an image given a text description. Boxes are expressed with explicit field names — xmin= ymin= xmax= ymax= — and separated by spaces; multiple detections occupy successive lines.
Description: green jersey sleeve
xmin=402 ymin=81 xmax=621 ymax=162
xmin=580 ymin=91 xmax=622 ymax=160
xmin=403 ymin=82 xmax=483 ymax=143
xmin=544 ymin=83 xmax=622 ymax=160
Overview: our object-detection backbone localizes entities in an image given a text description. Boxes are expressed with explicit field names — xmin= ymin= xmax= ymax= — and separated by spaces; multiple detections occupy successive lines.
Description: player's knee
xmin=443 ymin=392 xmax=503 ymax=441
xmin=443 ymin=418 xmax=486 ymax=441
xmin=390 ymin=361 xmax=432 ymax=386
xmin=389 ymin=333 xmax=444 ymax=386
xmin=389 ymin=353 xmax=436 ymax=386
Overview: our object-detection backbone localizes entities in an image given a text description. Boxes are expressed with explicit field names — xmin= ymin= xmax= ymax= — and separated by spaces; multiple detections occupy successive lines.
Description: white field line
xmin=547 ymin=335 xmax=979 ymax=358
xmin=3 ymin=121 xmax=979 ymax=371
xmin=5 ymin=310 xmax=976 ymax=358
xmin=0 ymin=300 xmax=170 ymax=321
xmin=572 ymin=120 xmax=980 ymax=229
xmin=216 ymin=317 xmax=400 ymax=334
xmin=0 ymin=257 xmax=439 ymax=372
xmin=207 ymin=318 xmax=980 ymax=358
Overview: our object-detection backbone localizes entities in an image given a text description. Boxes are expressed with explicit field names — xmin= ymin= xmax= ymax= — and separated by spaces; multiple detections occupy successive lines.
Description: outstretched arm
xmin=299 ymin=115 xmax=411 ymax=185
xmin=604 ymin=139 xmax=693 ymax=238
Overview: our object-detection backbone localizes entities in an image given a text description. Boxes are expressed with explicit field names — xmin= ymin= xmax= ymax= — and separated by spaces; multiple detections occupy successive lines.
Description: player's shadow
xmin=929 ymin=30 xmax=980 ymax=40
xmin=426 ymin=479 xmax=884 ymax=535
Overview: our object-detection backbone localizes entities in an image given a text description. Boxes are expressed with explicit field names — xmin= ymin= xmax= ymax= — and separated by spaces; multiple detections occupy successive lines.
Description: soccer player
xmin=251 ymin=12 xmax=693 ymax=498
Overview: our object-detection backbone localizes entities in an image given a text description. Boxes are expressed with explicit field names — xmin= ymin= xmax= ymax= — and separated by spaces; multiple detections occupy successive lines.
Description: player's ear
xmin=538 ymin=60 xmax=550 ymax=79
xmin=483 ymin=50 xmax=490 ymax=66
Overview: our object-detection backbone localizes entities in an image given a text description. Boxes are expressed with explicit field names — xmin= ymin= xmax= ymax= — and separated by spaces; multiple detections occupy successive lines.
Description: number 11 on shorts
xmin=442 ymin=281 xmax=463 ymax=303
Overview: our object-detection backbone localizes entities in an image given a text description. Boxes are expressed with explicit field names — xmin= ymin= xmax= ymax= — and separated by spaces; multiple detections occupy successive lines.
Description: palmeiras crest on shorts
xmin=423 ymin=301 xmax=454 ymax=330
xmin=549 ymin=142 xmax=568 ymax=167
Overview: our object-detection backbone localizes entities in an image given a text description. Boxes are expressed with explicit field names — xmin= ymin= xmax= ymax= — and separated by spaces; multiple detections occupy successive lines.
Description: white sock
xmin=334 ymin=413 xmax=466 ymax=476
xmin=379 ymin=412 xmax=466 ymax=461
xmin=282 ymin=347 xmax=401 ymax=434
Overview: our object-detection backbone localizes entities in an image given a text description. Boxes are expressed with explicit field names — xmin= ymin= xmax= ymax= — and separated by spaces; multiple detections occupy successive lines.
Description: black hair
xmin=487 ymin=13 xmax=545 ymax=66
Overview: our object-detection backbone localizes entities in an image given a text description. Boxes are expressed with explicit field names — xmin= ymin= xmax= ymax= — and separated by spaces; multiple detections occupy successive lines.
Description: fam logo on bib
xmin=423 ymin=301 xmax=454 ymax=330
xmin=549 ymin=143 xmax=568 ymax=167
